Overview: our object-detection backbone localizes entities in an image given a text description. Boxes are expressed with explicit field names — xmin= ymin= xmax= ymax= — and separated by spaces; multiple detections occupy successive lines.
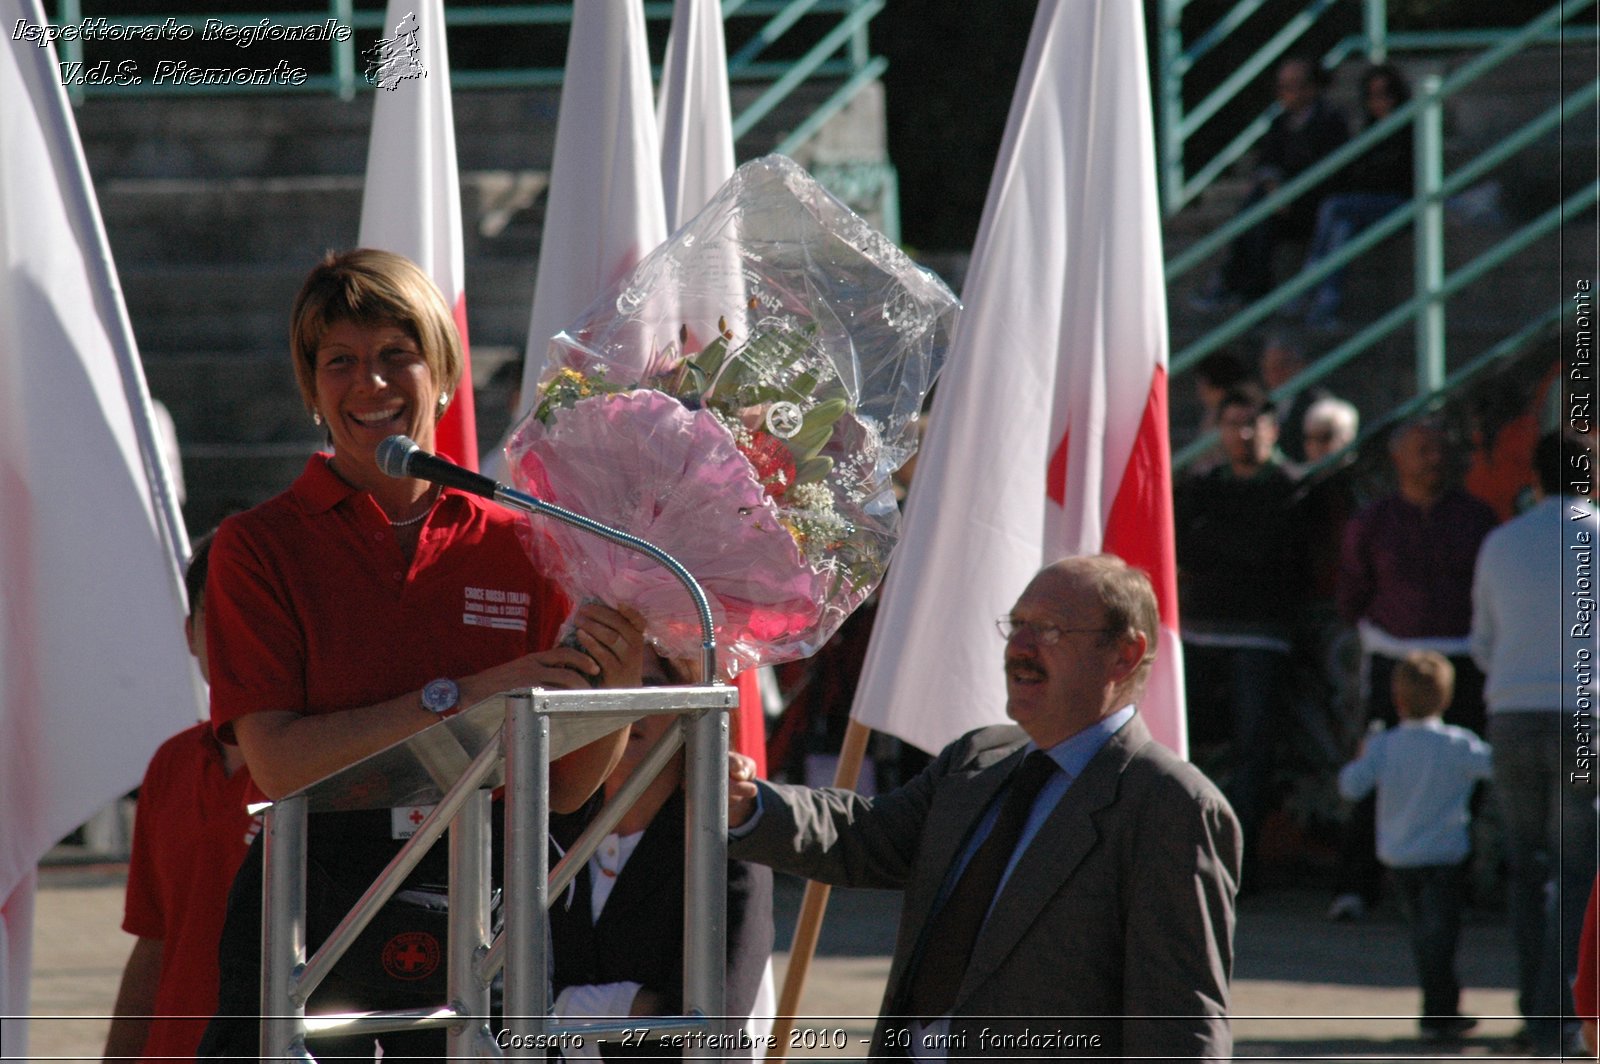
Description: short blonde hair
xmin=1392 ymin=651 xmax=1455 ymax=719
xmin=289 ymin=248 xmax=462 ymax=418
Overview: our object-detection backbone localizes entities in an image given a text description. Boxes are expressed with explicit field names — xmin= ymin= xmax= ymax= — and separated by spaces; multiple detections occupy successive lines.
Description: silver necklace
xmin=388 ymin=489 xmax=439 ymax=528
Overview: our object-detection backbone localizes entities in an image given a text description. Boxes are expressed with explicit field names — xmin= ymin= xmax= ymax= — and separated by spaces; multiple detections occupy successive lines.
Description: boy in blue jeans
xmin=1338 ymin=650 xmax=1492 ymax=1041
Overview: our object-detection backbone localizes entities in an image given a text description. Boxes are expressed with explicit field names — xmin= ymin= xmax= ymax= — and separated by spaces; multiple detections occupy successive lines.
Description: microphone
xmin=377 ymin=435 xmax=501 ymax=499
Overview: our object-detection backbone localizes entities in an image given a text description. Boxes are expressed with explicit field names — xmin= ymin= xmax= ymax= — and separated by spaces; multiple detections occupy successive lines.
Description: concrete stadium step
xmin=76 ymin=79 xmax=841 ymax=180
xmin=95 ymin=170 xmax=556 ymax=267
xmin=142 ymin=351 xmax=310 ymax=447
xmin=1162 ymin=40 xmax=1594 ymax=425
xmin=79 ymin=87 xmax=563 ymax=180
xmin=112 ymin=239 xmax=546 ymax=361
xmin=77 ymin=73 xmax=887 ymax=529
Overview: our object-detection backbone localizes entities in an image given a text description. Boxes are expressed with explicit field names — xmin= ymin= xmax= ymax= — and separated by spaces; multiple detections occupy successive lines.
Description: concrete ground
xmin=20 ymin=862 xmax=1551 ymax=1062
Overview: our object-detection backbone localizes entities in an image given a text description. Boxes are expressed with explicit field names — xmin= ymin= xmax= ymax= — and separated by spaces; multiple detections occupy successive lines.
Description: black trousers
xmin=199 ymin=808 xmax=501 ymax=1061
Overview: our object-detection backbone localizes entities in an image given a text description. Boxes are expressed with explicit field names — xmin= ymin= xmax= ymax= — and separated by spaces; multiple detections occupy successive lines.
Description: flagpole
xmin=768 ymin=717 xmax=872 ymax=1060
xmin=27 ymin=28 xmax=190 ymax=572
xmin=772 ymin=0 xmax=1185 ymax=1051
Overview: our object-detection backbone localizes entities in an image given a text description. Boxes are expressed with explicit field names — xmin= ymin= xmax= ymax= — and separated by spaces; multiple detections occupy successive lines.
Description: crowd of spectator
xmin=1173 ymin=336 xmax=1597 ymax=1047
xmin=1192 ymin=55 xmax=1426 ymax=337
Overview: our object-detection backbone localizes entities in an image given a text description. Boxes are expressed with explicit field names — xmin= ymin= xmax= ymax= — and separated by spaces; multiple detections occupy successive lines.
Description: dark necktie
xmin=903 ymin=750 xmax=1057 ymax=1023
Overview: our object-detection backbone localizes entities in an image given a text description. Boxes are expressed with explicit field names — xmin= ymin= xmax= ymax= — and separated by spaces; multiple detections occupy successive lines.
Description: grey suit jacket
xmin=731 ymin=713 xmax=1241 ymax=1061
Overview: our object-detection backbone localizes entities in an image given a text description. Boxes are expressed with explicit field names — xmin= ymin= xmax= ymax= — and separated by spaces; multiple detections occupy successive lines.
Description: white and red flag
xmin=850 ymin=0 xmax=1185 ymax=757
xmin=658 ymin=0 xmax=735 ymax=231
xmin=359 ymin=0 xmax=478 ymax=468
xmin=1 ymin=0 xmax=199 ymax=1045
xmin=515 ymin=0 xmax=666 ymax=417
xmin=655 ymin=0 xmax=769 ymax=776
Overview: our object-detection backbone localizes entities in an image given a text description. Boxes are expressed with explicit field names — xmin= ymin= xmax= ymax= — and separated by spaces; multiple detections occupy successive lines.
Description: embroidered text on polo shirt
xmin=463 ymin=586 xmax=531 ymax=632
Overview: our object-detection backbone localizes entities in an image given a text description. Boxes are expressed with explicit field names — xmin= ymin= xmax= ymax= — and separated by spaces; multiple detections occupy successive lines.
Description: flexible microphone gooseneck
xmin=377 ymin=435 xmax=717 ymax=684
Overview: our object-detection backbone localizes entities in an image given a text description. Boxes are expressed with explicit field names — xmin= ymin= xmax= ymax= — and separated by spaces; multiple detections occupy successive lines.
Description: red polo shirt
xmin=1576 ymin=873 xmax=1599 ymax=1022
xmin=123 ymin=723 xmax=258 ymax=1059
xmin=207 ymin=455 xmax=567 ymax=775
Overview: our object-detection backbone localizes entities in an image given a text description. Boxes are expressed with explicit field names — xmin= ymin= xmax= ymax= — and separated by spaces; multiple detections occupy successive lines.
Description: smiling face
xmin=1002 ymin=561 xmax=1150 ymax=748
xmin=311 ymin=318 xmax=440 ymax=489
xmin=289 ymin=250 xmax=463 ymax=480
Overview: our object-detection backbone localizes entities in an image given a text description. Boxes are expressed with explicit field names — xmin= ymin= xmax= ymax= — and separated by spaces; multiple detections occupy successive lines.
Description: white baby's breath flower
xmin=787 ymin=482 xmax=833 ymax=512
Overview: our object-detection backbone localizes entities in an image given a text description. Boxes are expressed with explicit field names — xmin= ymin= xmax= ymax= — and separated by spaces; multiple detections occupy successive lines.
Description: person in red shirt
xmin=1575 ymin=873 xmax=1599 ymax=1055
xmin=102 ymin=533 xmax=258 ymax=1061
xmin=197 ymin=250 xmax=644 ymax=1058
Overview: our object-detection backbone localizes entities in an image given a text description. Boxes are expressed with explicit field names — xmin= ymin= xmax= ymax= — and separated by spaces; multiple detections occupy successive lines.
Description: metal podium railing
xmin=257 ymin=682 xmax=735 ymax=1061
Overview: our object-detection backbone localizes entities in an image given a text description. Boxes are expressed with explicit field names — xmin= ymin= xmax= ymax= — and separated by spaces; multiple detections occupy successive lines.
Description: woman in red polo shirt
xmin=199 ymin=249 xmax=644 ymax=1058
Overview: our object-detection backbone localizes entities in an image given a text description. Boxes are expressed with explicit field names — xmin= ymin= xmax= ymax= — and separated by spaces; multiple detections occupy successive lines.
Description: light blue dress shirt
xmin=938 ymin=705 xmax=1136 ymax=913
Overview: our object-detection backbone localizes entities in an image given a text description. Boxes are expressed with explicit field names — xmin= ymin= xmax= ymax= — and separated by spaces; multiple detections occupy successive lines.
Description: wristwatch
xmin=421 ymin=677 xmax=461 ymax=716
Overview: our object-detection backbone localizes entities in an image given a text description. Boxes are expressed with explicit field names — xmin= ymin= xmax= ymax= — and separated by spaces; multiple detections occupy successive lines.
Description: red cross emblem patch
xmin=381 ymin=930 xmax=441 ymax=982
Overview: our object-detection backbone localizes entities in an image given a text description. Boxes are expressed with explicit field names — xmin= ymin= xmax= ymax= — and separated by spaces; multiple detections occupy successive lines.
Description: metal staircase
xmin=1158 ymin=0 xmax=1597 ymax=476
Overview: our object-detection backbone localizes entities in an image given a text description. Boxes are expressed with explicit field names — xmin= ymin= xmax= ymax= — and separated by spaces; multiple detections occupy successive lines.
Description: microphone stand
xmin=374 ymin=437 xmax=730 ymax=1051
xmin=482 ymin=482 xmax=729 ymax=1047
xmin=488 ymin=483 xmax=718 ymax=688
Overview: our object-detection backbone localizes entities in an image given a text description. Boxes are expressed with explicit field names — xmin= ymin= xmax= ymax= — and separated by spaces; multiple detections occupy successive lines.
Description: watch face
xmin=421 ymin=678 xmax=459 ymax=714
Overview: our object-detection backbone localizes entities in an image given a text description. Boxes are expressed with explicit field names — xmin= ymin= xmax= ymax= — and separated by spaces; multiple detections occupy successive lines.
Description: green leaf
xmin=674 ymin=359 xmax=708 ymax=394
xmin=786 ymin=398 xmax=849 ymax=460
xmin=791 ymin=456 xmax=834 ymax=487
xmin=688 ymin=336 xmax=729 ymax=382
xmin=788 ymin=369 xmax=819 ymax=399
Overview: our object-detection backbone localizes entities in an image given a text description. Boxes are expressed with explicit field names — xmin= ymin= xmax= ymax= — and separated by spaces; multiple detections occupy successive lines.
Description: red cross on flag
xmin=850 ymin=0 xmax=1186 ymax=757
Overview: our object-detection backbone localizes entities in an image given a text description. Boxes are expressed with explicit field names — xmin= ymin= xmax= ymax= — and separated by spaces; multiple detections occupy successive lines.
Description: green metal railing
xmin=47 ymin=0 xmax=884 ymax=157
xmin=1168 ymin=0 xmax=1598 ymax=471
xmin=1293 ymin=296 xmax=1573 ymax=485
xmin=1157 ymin=0 xmax=1343 ymax=217
xmin=1156 ymin=0 xmax=1594 ymax=217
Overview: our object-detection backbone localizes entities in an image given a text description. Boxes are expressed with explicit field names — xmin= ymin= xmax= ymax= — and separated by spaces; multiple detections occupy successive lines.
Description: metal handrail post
xmin=448 ymin=789 xmax=494 ymax=1059
xmin=683 ymin=705 xmax=730 ymax=1052
xmin=1167 ymin=0 xmax=1596 ymax=281
xmin=1158 ymin=0 xmax=1185 ymax=217
xmin=58 ymin=0 xmax=84 ymax=105
xmin=261 ymin=795 xmax=313 ymax=1061
xmin=850 ymin=2 xmax=870 ymax=69
xmin=1365 ymin=0 xmax=1388 ymax=62
xmin=503 ymin=692 xmax=551 ymax=1058
xmin=1414 ymin=74 xmax=1446 ymax=394
xmin=331 ymin=0 xmax=355 ymax=101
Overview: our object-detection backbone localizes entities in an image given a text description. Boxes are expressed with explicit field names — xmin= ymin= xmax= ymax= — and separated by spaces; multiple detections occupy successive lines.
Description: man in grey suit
xmin=729 ymin=555 xmax=1241 ymax=1060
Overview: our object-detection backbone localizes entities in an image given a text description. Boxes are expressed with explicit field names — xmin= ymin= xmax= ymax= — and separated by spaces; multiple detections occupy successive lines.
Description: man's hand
xmin=728 ymin=752 xmax=759 ymax=828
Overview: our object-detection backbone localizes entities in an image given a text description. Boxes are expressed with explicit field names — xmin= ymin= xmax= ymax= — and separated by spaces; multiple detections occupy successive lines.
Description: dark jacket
xmin=551 ymin=789 xmax=774 ymax=1061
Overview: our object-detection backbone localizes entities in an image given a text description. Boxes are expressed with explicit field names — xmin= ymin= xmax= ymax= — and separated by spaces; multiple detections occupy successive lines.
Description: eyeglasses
xmin=994 ymin=617 xmax=1117 ymax=645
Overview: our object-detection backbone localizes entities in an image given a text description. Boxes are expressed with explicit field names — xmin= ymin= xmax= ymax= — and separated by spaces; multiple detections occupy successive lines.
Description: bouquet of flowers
xmin=507 ymin=155 xmax=959 ymax=676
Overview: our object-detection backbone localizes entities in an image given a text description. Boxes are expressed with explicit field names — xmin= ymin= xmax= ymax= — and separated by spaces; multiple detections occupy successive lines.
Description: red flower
xmin=740 ymin=430 xmax=797 ymax=498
